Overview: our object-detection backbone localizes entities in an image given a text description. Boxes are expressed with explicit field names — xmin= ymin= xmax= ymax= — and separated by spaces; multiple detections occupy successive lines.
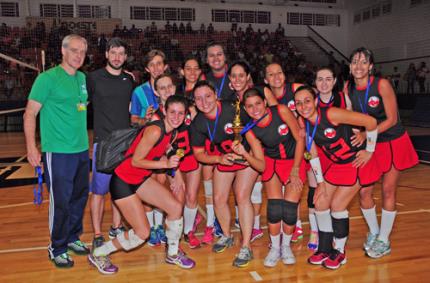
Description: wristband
xmin=365 ymin=128 xmax=378 ymax=152
xmin=309 ymin=157 xmax=324 ymax=183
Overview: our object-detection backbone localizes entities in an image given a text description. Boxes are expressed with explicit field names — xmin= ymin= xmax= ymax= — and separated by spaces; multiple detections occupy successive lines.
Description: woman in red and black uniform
xmin=241 ymin=88 xmax=305 ymax=268
xmin=294 ymin=85 xmax=380 ymax=270
xmin=191 ymin=80 xmax=265 ymax=268
xmin=90 ymin=96 xmax=195 ymax=271
xmin=346 ymin=47 xmax=418 ymax=259
xmin=178 ymin=55 xmax=203 ymax=102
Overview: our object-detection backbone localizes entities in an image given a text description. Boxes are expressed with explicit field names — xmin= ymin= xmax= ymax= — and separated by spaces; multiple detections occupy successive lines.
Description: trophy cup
xmin=231 ymin=98 xmax=246 ymax=163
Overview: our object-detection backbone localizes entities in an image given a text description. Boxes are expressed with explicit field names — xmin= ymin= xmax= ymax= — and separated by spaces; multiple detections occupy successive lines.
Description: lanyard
xmin=33 ymin=166 xmax=43 ymax=205
xmin=216 ymin=72 xmax=227 ymax=98
xmin=306 ymin=114 xmax=319 ymax=153
xmin=206 ymin=107 xmax=219 ymax=143
xmin=317 ymin=92 xmax=334 ymax=106
xmin=358 ymin=79 xmax=371 ymax=114
xmin=240 ymin=112 xmax=268 ymax=135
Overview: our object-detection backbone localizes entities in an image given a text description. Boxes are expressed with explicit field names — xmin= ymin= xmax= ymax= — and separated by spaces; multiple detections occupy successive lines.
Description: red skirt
xmin=262 ymin=156 xmax=307 ymax=184
xmin=179 ymin=154 xmax=200 ymax=173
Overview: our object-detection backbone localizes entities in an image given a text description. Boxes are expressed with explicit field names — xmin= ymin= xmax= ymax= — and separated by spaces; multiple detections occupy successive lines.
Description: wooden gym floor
xmin=1 ymin=130 xmax=430 ymax=283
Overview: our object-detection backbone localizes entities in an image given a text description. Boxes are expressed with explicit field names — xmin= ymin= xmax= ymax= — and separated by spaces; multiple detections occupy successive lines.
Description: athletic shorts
xmin=90 ymin=143 xmax=112 ymax=195
xmin=217 ymin=162 xmax=248 ymax=172
xmin=262 ymin=156 xmax=306 ymax=184
xmin=374 ymin=132 xmax=419 ymax=173
xmin=110 ymin=173 xmax=142 ymax=201
xmin=323 ymin=154 xmax=381 ymax=187
xmin=317 ymin=145 xmax=331 ymax=173
xmin=179 ymin=154 xmax=199 ymax=173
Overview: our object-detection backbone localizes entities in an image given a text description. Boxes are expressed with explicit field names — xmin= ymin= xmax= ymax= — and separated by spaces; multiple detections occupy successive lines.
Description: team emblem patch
xmin=224 ymin=123 xmax=233 ymax=134
xmin=278 ymin=124 xmax=289 ymax=136
xmin=324 ymin=128 xmax=336 ymax=139
xmin=185 ymin=114 xmax=192 ymax=125
xmin=287 ymin=100 xmax=296 ymax=111
xmin=368 ymin=96 xmax=380 ymax=108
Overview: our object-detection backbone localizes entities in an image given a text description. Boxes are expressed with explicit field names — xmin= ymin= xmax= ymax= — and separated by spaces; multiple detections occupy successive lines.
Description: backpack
xmin=96 ymin=125 xmax=144 ymax=174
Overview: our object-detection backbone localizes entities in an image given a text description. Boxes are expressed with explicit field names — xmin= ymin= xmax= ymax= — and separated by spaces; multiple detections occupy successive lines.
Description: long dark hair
xmin=347 ymin=47 xmax=375 ymax=95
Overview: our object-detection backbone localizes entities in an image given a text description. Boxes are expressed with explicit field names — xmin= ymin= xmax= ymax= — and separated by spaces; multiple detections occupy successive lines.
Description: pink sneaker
xmin=291 ymin=226 xmax=303 ymax=243
xmin=308 ymin=251 xmax=330 ymax=265
xmin=250 ymin=228 xmax=264 ymax=242
xmin=322 ymin=250 xmax=346 ymax=270
xmin=184 ymin=231 xmax=201 ymax=249
xmin=201 ymin=226 xmax=214 ymax=244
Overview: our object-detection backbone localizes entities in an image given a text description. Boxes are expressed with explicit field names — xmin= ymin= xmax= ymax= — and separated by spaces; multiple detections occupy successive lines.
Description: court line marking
xmin=0 ymin=155 xmax=27 ymax=175
xmin=249 ymin=271 xmax=263 ymax=281
xmin=0 ymin=200 xmax=48 ymax=209
xmin=1 ymin=208 xmax=429 ymax=255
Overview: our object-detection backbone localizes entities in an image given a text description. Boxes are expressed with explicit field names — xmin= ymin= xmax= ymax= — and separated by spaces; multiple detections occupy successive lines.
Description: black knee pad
xmin=332 ymin=217 xmax=349 ymax=239
xmin=267 ymin=199 xmax=283 ymax=224
xmin=318 ymin=231 xmax=334 ymax=253
xmin=307 ymin=187 xmax=316 ymax=208
xmin=282 ymin=200 xmax=298 ymax=226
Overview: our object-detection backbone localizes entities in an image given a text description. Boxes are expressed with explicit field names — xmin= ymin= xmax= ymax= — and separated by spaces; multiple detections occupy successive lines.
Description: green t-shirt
xmin=29 ymin=65 xmax=89 ymax=153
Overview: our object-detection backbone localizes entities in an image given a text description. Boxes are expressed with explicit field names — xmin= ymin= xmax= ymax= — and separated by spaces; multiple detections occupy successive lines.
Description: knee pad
xmin=204 ymin=180 xmax=213 ymax=198
xmin=318 ymin=230 xmax=334 ymax=253
xmin=165 ymin=217 xmax=183 ymax=241
xmin=117 ymin=229 xmax=145 ymax=251
xmin=282 ymin=200 xmax=298 ymax=226
xmin=331 ymin=210 xmax=349 ymax=239
xmin=307 ymin=187 xmax=316 ymax=209
xmin=267 ymin=199 xmax=283 ymax=224
xmin=251 ymin=182 xmax=263 ymax=204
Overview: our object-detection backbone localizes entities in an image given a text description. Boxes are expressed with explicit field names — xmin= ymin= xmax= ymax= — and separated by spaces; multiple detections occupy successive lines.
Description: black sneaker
xmin=109 ymin=225 xmax=126 ymax=239
xmin=51 ymin=252 xmax=74 ymax=268
xmin=92 ymin=235 xmax=105 ymax=249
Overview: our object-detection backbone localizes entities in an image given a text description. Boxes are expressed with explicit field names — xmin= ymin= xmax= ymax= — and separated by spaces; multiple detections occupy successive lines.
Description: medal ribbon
xmin=240 ymin=112 xmax=268 ymax=135
xmin=207 ymin=107 xmax=219 ymax=143
xmin=306 ymin=114 xmax=319 ymax=153
xmin=33 ymin=166 xmax=43 ymax=205
xmin=216 ymin=72 xmax=227 ymax=98
xmin=358 ymin=79 xmax=371 ymax=114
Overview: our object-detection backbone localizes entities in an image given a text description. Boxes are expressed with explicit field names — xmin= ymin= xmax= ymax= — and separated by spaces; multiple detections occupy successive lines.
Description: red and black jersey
xmin=318 ymin=91 xmax=346 ymax=109
xmin=172 ymin=113 xmax=193 ymax=157
xmin=205 ymin=71 xmax=236 ymax=102
xmin=275 ymin=83 xmax=302 ymax=114
xmin=307 ymin=107 xmax=364 ymax=164
xmin=191 ymin=101 xmax=251 ymax=155
xmin=115 ymin=120 xmax=173 ymax=184
xmin=248 ymin=105 xmax=296 ymax=159
xmin=348 ymin=76 xmax=404 ymax=142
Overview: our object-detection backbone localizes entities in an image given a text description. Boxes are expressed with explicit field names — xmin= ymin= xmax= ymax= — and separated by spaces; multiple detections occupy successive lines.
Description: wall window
xmin=130 ymin=6 xmax=195 ymax=21
xmin=78 ymin=5 xmax=111 ymax=18
xmin=40 ymin=3 xmax=73 ymax=17
xmin=0 ymin=2 xmax=19 ymax=17
xmin=287 ymin=12 xmax=340 ymax=26
xmin=212 ymin=9 xmax=271 ymax=24
xmin=362 ymin=9 xmax=371 ymax=21
xmin=372 ymin=5 xmax=380 ymax=18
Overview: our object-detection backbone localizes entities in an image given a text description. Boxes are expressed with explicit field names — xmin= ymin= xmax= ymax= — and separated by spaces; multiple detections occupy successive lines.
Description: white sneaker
xmin=264 ymin=247 xmax=281 ymax=267
xmin=281 ymin=245 xmax=296 ymax=265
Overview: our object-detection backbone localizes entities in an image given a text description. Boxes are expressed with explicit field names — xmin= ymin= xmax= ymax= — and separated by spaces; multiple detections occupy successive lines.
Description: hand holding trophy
xmin=231 ymin=98 xmax=246 ymax=163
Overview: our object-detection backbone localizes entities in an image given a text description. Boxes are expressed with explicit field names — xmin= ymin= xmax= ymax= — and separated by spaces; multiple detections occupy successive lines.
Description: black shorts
xmin=110 ymin=174 xmax=141 ymax=201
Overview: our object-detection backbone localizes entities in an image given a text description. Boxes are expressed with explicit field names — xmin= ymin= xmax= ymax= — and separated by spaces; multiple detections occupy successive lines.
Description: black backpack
xmin=95 ymin=125 xmax=144 ymax=174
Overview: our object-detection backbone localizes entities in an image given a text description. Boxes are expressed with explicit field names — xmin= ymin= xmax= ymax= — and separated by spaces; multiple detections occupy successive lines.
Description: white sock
xmin=154 ymin=209 xmax=164 ymax=227
xmin=206 ymin=204 xmax=215 ymax=227
xmin=332 ymin=210 xmax=349 ymax=253
xmin=308 ymin=208 xmax=318 ymax=232
xmin=253 ymin=215 xmax=260 ymax=229
xmin=235 ymin=205 xmax=239 ymax=220
xmin=361 ymin=206 xmax=380 ymax=235
xmin=146 ymin=211 xmax=154 ymax=227
xmin=183 ymin=206 xmax=197 ymax=234
xmin=296 ymin=219 xmax=302 ymax=228
xmin=315 ymin=209 xmax=332 ymax=232
xmin=378 ymin=209 xmax=396 ymax=243
xmin=270 ymin=234 xmax=281 ymax=249
xmin=282 ymin=232 xmax=292 ymax=247
xmin=93 ymin=240 xmax=117 ymax=256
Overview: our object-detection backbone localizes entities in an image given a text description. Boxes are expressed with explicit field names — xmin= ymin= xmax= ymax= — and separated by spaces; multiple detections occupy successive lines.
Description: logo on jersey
xmin=324 ymin=128 xmax=336 ymax=139
xmin=278 ymin=124 xmax=289 ymax=136
xmin=368 ymin=96 xmax=380 ymax=108
xmin=184 ymin=114 xmax=192 ymax=125
xmin=287 ymin=100 xmax=296 ymax=111
xmin=224 ymin=123 xmax=234 ymax=134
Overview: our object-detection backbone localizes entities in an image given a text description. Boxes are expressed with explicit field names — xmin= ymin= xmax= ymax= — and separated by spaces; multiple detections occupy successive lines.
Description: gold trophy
xmin=231 ymin=98 xmax=245 ymax=163
xmin=176 ymin=148 xmax=185 ymax=159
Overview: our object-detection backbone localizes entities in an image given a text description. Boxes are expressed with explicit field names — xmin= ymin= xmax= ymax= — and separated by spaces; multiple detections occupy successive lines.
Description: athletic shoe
xmin=148 ymin=226 xmax=160 ymax=246
xmin=67 ymin=240 xmax=90 ymax=255
xmin=51 ymin=252 xmax=74 ymax=268
xmin=366 ymin=239 xmax=391 ymax=259
xmin=234 ymin=218 xmax=240 ymax=229
xmin=322 ymin=249 xmax=347 ymax=270
xmin=213 ymin=218 xmax=223 ymax=238
xmin=88 ymin=253 xmax=118 ymax=275
xmin=233 ymin=247 xmax=253 ymax=268
xmin=184 ymin=231 xmax=201 ymax=249
xmin=308 ymin=251 xmax=330 ymax=265
xmin=108 ymin=225 xmax=126 ymax=239
xmin=307 ymin=231 xmax=319 ymax=250
xmin=92 ymin=235 xmax=105 ymax=250
xmin=291 ymin=226 xmax=303 ymax=243
xmin=201 ymin=226 xmax=214 ymax=244
xmin=281 ymin=245 xmax=296 ymax=265
xmin=192 ymin=212 xmax=203 ymax=232
xmin=250 ymin=228 xmax=264 ymax=242
xmin=165 ymin=253 xmax=196 ymax=269
xmin=264 ymin=247 xmax=281 ymax=267
xmin=156 ymin=225 xmax=167 ymax=244
xmin=363 ymin=232 xmax=378 ymax=251
xmin=212 ymin=235 xmax=234 ymax=253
